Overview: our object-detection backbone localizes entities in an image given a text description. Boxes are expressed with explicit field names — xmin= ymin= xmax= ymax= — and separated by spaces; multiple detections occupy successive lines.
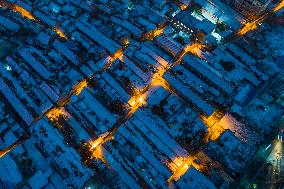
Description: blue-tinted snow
xmin=164 ymin=71 xmax=214 ymax=116
xmin=28 ymin=170 xmax=48 ymax=189
xmin=79 ymin=89 xmax=116 ymax=125
xmin=40 ymin=81 xmax=59 ymax=103
xmin=130 ymin=116 xmax=184 ymax=165
xmin=32 ymin=119 xmax=93 ymax=188
xmin=0 ymin=155 xmax=22 ymax=188
xmin=119 ymin=123 xmax=172 ymax=177
xmin=176 ymin=166 xmax=217 ymax=189
xmin=34 ymin=10 xmax=57 ymax=27
xmin=111 ymin=17 xmax=143 ymax=38
xmin=135 ymin=109 xmax=189 ymax=158
xmin=0 ymin=16 xmax=20 ymax=32
xmin=122 ymin=56 xmax=149 ymax=82
xmin=0 ymin=64 xmax=40 ymax=112
xmin=53 ymin=40 xmax=79 ymax=65
xmin=0 ymin=77 xmax=34 ymax=125
xmin=101 ymin=146 xmax=143 ymax=189
xmin=76 ymin=21 xmax=121 ymax=54
xmin=102 ymin=72 xmax=130 ymax=102
xmin=19 ymin=49 xmax=52 ymax=80
xmin=183 ymin=55 xmax=234 ymax=95
xmin=155 ymin=36 xmax=183 ymax=57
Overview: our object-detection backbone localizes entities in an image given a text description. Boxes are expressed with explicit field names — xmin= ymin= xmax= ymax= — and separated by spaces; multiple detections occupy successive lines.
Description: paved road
xmin=252 ymin=135 xmax=284 ymax=189
xmin=236 ymin=116 xmax=284 ymax=189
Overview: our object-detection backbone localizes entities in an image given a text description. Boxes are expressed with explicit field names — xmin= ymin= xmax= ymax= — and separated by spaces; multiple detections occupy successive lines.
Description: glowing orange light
xmin=201 ymin=111 xmax=222 ymax=127
xmin=0 ymin=142 xmax=18 ymax=158
xmin=90 ymin=137 xmax=104 ymax=150
xmin=12 ymin=5 xmax=35 ymax=20
xmin=52 ymin=28 xmax=67 ymax=39
xmin=72 ymin=79 xmax=87 ymax=96
xmin=89 ymin=132 xmax=113 ymax=150
xmin=138 ymin=96 xmax=144 ymax=103
xmin=128 ymin=91 xmax=148 ymax=115
xmin=176 ymin=43 xmax=204 ymax=64
xmin=92 ymin=145 xmax=107 ymax=163
xmin=238 ymin=1 xmax=284 ymax=36
xmin=112 ymin=48 xmax=124 ymax=60
xmin=87 ymin=132 xmax=113 ymax=163
xmin=144 ymin=25 xmax=166 ymax=40
xmin=273 ymin=0 xmax=284 ymax=12
xmin=237 ymin=21 xmax=259 ymax=36
xmin=0 ymin=135 xmax=30 ymax=158
xmin=129 ymin=98 xmax=136 ymax=107
xmin=183 ymin=43 xmax=204 ymax=58
xmin=128 ymin=93 xmax=145 ymax=107
xmin=151 ymin=73 xmax=172 ymax=93
xmin=45 ymin=107 xmax=69 ymax=122
xmin=167 ymin=156 xmax=184 ymax=172
xmin=126 ymin=59 xmax=171 ymax=116
xmin=179 ymin=4 xmax=188 ymax=10
xmin=202 ymin=111 xmax=225 ymax=141
xmin=167 ymin=155 xmax=202 ymax=184
xmin=152 ymin=28 xmax=164 ymax=38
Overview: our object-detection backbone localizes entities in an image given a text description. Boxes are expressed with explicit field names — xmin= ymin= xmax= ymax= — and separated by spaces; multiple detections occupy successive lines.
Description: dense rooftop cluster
xmin=0 ymin=0 xmax=284 ymax=188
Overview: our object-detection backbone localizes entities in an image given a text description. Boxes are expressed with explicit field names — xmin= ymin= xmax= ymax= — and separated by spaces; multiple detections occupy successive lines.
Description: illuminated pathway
xmin=87 ymin=131 xmax=113 ymax=163
xmin=175 ymin=42 xmax=204 ymax=64
xmin=166 ymin=111 xmax=225 ymax=185
xmin=166 ymin=154 xmax=201 ymax=184
xmin=85 ymin=40 xmax=205 ymax=151
xmin=12 ymin=4 xmax=35 ymax=20
xmin=84 ymin=42 xmax=208 ymax=174
xmin=273 ymin=0 xmax=284 ymax=12
xmin=0 ymin=35 xmax=123 ymax=158
xmin=82 ymin=1 xmax=284 ymax=181
xmin=1 ymin=1 xmax=284 ymax=188
xmin=52 ymin=27 xmax=68 ymax=40
xmin=201 ymin=111 xmax=225 ymax=142
xmin=142 ymin=22 xmax=168 ymax=41
xmin=0 ymin=0 xmax=205 ymax=174
xmin=0 ymin=134 xmax=30 ymax=158
xmin=222 ymin=0 xmax=284 ymax=45
xmin=0 ymin=1 xmax=67 ymax=39
xmin=44 ymin=52 xmax=122 ymax=123
xmin=165 ymin=1 xmax=284 ymax=182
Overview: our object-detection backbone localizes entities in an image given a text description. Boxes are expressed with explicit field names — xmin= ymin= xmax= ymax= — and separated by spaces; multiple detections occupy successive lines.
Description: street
xmin=249 ymin=130 xmax=284 ymax=189
xmin=236 ymin=116 xmax=284 ymax=189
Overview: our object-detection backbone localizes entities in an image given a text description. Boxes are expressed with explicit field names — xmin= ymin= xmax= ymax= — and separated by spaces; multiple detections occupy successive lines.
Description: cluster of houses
xmin=0 ymin=0 xmax=283 ymax=188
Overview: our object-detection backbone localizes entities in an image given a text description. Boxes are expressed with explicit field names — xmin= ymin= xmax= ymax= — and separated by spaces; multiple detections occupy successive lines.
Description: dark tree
xmin=216 ymin=22 xmax=227 ymax=33
xmin=219 ymin=60 xmax=235 ymax=72
xmin=16 ymin=153 xmax=36 ymax=179
xmin=108 ymin=100 xmax=125 ymax=115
